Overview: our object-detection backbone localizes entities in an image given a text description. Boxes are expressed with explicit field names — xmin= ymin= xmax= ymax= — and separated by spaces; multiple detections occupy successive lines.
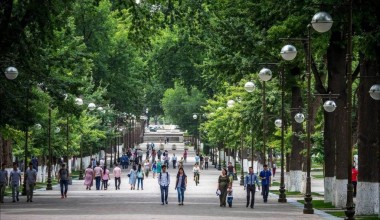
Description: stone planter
xmin=160 ymin=144 xmax=165 ymax=150
xmin=172 ymin=144 xmax=177 ymax=150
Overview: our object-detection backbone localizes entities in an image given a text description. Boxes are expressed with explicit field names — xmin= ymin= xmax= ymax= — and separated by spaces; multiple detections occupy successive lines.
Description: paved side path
xmin=0 ymin=143 xmax=338 ymax=220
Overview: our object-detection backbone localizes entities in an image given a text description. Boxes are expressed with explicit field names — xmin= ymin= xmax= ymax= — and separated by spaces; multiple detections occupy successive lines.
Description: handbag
xmin=216 ymin=189 xmax=221 ymax=196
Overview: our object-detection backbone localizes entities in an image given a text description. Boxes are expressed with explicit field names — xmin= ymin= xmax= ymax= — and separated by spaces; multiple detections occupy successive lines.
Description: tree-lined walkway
xmin=0 ymin=144 xmax=337 ymax=220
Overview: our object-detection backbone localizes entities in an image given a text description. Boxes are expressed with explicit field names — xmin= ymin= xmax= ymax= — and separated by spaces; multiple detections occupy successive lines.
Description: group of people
xmin=216 ymin=164 xmax=272 ymax=208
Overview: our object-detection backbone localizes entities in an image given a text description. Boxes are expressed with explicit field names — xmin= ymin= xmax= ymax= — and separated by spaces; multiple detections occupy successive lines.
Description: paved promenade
xmin=0 ymin=143 xmax=338 ymax=220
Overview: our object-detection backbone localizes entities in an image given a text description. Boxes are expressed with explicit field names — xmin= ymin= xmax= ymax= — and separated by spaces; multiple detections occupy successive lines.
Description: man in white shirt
xmin=9 ymin=162 xmax=21 ymax=202
xmin=158 ymin=165 xmax=170 ymax=205
xmin=172 ymin=154 xmax=177 ymax=169
xmin=25 ymin=162 xmax=37 ymax=202
xmin=113 ymin=163 xmax=122 ymax=190
xmin=99 ymin=158 xmax=105 ymax=168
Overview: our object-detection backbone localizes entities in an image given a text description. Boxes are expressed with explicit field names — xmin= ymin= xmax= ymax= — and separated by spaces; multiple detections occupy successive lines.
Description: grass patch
xmin=326 ymin=211 xmax=345 ymax=217
xmin=312 ymin=174 xmax=324 ymax=179
xmin=271 ymin=181 xmax=280 ymax=187
xmin=356 ymin=216 xmax=380 ymax=220
xmin=270 ymin=190 xmax=323 ymax=197
xmin=297 ymin=200 xmax=335 ymax=209
xmin=4 ymin=180 xmax=59 ymax=196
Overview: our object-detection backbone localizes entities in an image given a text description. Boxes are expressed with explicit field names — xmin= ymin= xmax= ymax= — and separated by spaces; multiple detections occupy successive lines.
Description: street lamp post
xmin=193 ymin=114 xmax=202 ymax=155
xmin=77 ymin=100 xmax=96 ymax=180
xmin=258 ymin=68 xmax=272 ymax=166
xmin=280 ymin=11 xmax=333 ymax=214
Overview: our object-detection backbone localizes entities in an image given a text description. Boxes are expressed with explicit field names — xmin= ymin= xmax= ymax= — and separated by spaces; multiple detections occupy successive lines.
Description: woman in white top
xmin=144 ymin=160 xmax=150 ymax=177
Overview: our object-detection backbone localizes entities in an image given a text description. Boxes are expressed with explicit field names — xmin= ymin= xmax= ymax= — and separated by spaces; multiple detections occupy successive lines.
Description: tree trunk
xmin=0 ymin=135 xmax=13 ymax=167
xmin=323 ymin=110 xmax=336 ymax=203
xmin=288 ymin=82 xmax=304 ymax=192
xmin=327 ymin=31 xmax=349 ymax=208
xmin=356 ymin=53 xmax=380 ymax=215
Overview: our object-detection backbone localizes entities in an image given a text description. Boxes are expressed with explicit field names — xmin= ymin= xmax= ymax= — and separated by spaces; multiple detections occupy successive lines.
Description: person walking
xmin=113 ymin=163 xmax=122 ymax=190
xmin=259 ymin=164 xmax=272 ymax=203
xmin=9 ymin=162 xmax=21 ymax=202
xmin=156 ymin=160 xmax=162 ymax=175
xmin=58 ymin=164 xmax=70 ymax=199
xmin=144 ymin=159 xmax=150 ymax=177
xmin=93 ymin=163 xmax=103 ymax=190
xmin=194 ymin=154 xmax=200 ymax=165
xmin=172 ymin=154 xmax=177 ymax=169
xmin=101 ymin=165 xmax=110 ymax=190
xmin=157 ymin=149 xmax=162 ymax=161
xmin=175 ymin=167 xmax=187 ymax=205
xmin=217 ymin=168 xmax=230 ymax=207
xmin=352 ymin=165 xmax=358 ymax=197
xmin=200 ymin=154 xmax=204 ymax=170
xmin=84 ymin=165 xmax=94 ymax=190
xmin=204 ymin=155 xmax=209 ymax=170
xmin=25 ymin=162 xmax=37 ymax=202
xmin=164 ymin=154 xmax=170 ymax=169
xmin=151 ymin=149 xmax=156 ymax=163
xmin=0 ymin=163 xmax=8 ymax=203
xmin=244 ymin=167 xmax=260 ymax=208
xmin=183 ymin=150 xmax=188 ymax=163
xmin=178 ymin=157 xmax=184 ymax=169
xmin=227 ymin=184 xmax=233 ymax=208
xmin=136 ymin=164 xmax=144 ymax=190
xmin=152 ymin=161 xmax=157 ymax=179
xmin=158 ymin=165 xmax=170 ymax=205
xmin=227 ymin=162 xmax=236 ymax=181
xmin=128 ymin=165 xmax=137 ymax=190
xmin=272 ymin=163 xmax=277 ymax=178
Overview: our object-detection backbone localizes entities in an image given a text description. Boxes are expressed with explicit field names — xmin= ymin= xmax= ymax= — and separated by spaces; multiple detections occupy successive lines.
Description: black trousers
xmin=246 ymin=185 xmax=256 ymax=207
xmin=115 ymin=177 xmax=121 ymax=189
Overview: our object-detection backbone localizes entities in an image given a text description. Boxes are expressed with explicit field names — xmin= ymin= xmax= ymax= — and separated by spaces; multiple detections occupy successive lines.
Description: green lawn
xmin=270 ymin=190 xmax=323 ymax=197
xmin=311 ymin=174 xmax=324 ymax=179
xmin=4 ymin=180 xmax=58 ymax=196
xmin=297 ymin=200 xmax=335 ymax=209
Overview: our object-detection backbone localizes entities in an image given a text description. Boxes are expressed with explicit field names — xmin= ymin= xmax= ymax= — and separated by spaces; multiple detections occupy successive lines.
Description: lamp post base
xmin=217 ymin=164 xmax=221 ymax=170
xmin=239 ymin=174 xmax=244 ymax=186
xmin=233 ymin=174 xmax=238 ymax=180
xmin=278 ymin=185 xmax=287 ymax=203
xmin=303 ymin=194 xmax=314 ymax=214
xmin=79 ymin=170 xmax=84 ymax=180
xmin=46 ymin=178 xmax=53 ymax=190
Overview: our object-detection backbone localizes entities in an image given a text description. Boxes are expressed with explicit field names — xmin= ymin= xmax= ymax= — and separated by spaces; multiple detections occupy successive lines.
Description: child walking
xmin=227 ymin=184 xmax=233 ymax=208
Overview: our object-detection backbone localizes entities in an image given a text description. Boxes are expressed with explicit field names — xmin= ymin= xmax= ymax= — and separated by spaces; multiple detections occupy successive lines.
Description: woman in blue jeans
xmin=175 ymin=167 xmax=187 ymax=205
xmin=136 ymin=164 xmax=144 ymax=190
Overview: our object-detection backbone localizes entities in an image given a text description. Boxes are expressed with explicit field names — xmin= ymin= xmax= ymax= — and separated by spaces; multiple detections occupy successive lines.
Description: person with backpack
xmin=58 ymin=164 xmax=70 ymax=199
xmin=136 ymin=164 xmax=144 ymax=190
xmin=158 ymin=165 xmax=170 ymax=205
xmin=9 ymin=162 xmax=21 ymax=202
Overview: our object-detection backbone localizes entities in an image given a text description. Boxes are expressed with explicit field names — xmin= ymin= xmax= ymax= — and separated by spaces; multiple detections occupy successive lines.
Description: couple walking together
xmin=157 ymin=165 xmax=187 ymax=205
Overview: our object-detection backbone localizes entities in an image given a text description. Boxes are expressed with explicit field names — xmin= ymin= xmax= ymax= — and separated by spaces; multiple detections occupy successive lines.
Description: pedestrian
xmin=9 ymin=162 xmax=21 ymax=202
xmin=157 ymin=149 xmax=161 ymax=161
xmin=25 ymin=162 xmax=37 ymax=202
xmin=259 ymin=164 xmax=272 ymax=203
xmin=352 ymin=165 xmax=358 ymax=197
xmin=272 ymin=163 xmax=277 ymax=178
xmin=217 ymin=168 xmax=229 ymax=207
xmin=58 ymin=164 xmax=70 ymax=199
xmin=0 ymin=163 xmax=9 ymax=203
xmin=84 ymin=165 xmax=94 ymax=190
xmin=100 ymin=158 xmax=105 ymax=168
xmin=244 ymin=166 xmax=260 ymax=208
xmin=204 ymin=155 xmax=209 ymax=170
xmin=113 ymin=163 xmax=122 ymax=190
xmin=200 ymin=154 xmax=204 ymax=170
xmin=158 ymin=165 xmax=170 ymax=205
xmin=178 ymin=157 xmax=184 ymax=169
xmin=144 ymin=159 xmax=150 ymax=178
xmin=91 ymin=158 xmax=97 ymax=169
xmin=151 ymin=149 xmax=156 ymax=163
xmin=137 ymin=164 xmax=144 ymax=190
xmin=31 ymin=156 xmax=38 ymax=172
xmin=101 ymin=165 xmax=110 ymax=190
xmin=183 ymin=150 xmax=187 ymax=163
xmin=156 ymin=160 xmax=162 ymax=175
xmin=172 ymin=153 xmax=177 ymax=169
xmin=152 ymin=161 xmax=157 ymax=179
xmin=93 ymin=163 xmax=103 ymax=190
xmin=175 ymin=167 xmax=187 ymax=205
xmin=128 ymin=165 xmax=137 ymax=190
xmin=194 ymin=154 xmax=200 ymax=165
xmin=227 ymin=184 xmax=233 ymax=208
xmin=227 ymin=162 xmax=236 ymax=181
xmin=134 ymin=154 xmax=139 ymax=166
xmin=164 ymin=154 xmax=170 ymax=169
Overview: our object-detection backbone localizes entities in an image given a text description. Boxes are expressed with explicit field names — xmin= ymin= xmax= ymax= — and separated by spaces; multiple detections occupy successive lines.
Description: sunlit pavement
xmin=0 ymin=143 xmax=338 ymax=220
